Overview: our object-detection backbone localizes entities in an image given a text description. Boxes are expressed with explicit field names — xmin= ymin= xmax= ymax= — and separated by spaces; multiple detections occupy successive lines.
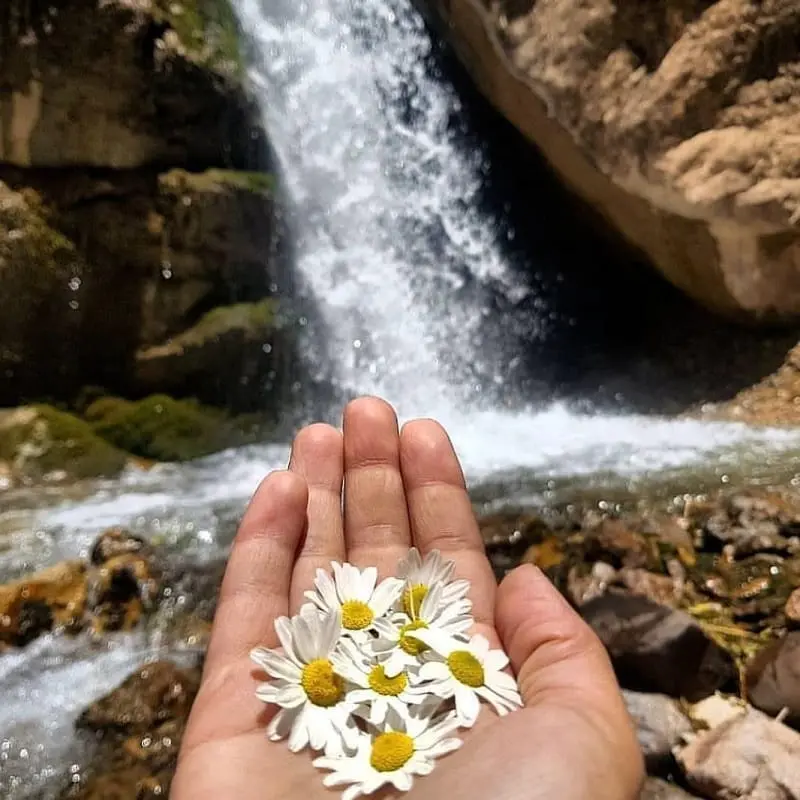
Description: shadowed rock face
xmin=414 ymin=0 xmax=800 ymax=322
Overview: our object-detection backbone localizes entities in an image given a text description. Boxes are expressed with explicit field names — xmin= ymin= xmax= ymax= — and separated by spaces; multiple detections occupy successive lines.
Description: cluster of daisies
xmin=250 ymin=548 xmax=522 ymax=799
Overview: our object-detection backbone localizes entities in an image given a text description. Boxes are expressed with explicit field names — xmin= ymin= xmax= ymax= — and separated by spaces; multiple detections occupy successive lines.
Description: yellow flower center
xmin=369 ymin=732 xmax=415 ymax=772
xmin=300 ymin=658 xmax=345 ymax=707
xmin=368 ymin=665 xmax=408 ymax=696
xmin=398 ymin=620 xmax=429 ymax=656
xmin=341 ymin=600 xmax=374 ymax=630
xmin=402 ymin=583 xmax=428 ymax=618
xmin=447 ymin=650 xmax=485 ymax=688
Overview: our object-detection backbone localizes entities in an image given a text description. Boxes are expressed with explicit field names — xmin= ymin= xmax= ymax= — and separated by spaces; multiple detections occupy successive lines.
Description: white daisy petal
xmin=484 ymin=649 xmax=510 ymax=672
xmin=454 ymin=684 xmax=481 ymax=727
xmin=287 ymin=707 xmax=309 ymax=752
xmin=274 ymin=616 xmax=301 ymax=666
xmin=359 ymin=565 xmax=378 ymax=600
xmin=370 ymin=577 xmax=403 ymax=616
xmin=250 ymin=647 xmax=302 ymax=681
xmin=267 ymin=707 xmax=296 ymax=740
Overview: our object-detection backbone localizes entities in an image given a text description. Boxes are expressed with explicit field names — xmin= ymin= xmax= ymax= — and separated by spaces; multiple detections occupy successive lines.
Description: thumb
xmin=496 ymin=564 xmax=643 ymax=783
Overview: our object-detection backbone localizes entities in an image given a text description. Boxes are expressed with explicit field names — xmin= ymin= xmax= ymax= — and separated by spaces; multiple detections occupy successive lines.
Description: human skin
xmin=172 ymin=396 xmax=644 ymax=799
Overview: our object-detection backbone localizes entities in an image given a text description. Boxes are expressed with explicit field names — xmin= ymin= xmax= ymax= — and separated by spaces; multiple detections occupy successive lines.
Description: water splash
xmin=235 ymin=0 xmax=532 ymax=410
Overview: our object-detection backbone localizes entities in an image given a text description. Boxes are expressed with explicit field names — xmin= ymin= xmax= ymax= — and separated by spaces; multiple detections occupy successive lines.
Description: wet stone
xmin=786 ymin=587 xmax=800 ymax=626
xmin=90 ymin=528 xmax=151 ymax=566
xmin=746 ymin=631 xmax=800 ymax=728
xmin=623 ymin=690 xmax=693 ymax=770
xmin=581 ymin=592 xmax=737 ymax=701
xmin=640 ymin=778 xmax=704 ymax=800
xmin=77 ymin=661 xmax=199 ymax=735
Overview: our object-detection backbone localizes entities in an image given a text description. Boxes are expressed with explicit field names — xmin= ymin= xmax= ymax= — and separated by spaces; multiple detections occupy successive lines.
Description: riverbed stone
xmin=640 ymin=778 xmax=703 ymax=800
xmin=581 ymin=592 xmax=736 ymax=701
xmin=746 ymin=632 xmax=800 ymax=728
xmin=77 ymin=661 xmax=199 ymax=734
xmin=0 ymin=561 xmax=88 ymax=646
xmin=677 ymin=706 xmax=800 ymax=799
xmin=623 ymin=690 xmax=693 ymax=770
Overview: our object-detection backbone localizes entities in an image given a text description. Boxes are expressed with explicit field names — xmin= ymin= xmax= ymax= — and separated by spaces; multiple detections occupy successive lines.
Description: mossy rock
xmin=159 ymin=168 xmax=274 ymax=196
xmin=151 ymin=0 xmax=244 ymax=77
xmin=87 ymin=395 xmax=245 ymax=462
xmin=0 ymin=406 xmax=128 ymax=482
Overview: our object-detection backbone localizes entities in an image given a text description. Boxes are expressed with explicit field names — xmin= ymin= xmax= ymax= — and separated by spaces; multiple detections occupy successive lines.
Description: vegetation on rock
xmin=87 ymin=394 xmax=244 ymax=463
xmin=0 ymin=406 xmax=128 ymax=482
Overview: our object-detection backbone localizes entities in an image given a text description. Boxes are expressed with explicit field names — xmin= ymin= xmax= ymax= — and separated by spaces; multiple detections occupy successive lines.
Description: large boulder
xmin=416 ymin=0 xmax=800 ymax=321
xmin=0 ymin=0 xmax=266 ymax=169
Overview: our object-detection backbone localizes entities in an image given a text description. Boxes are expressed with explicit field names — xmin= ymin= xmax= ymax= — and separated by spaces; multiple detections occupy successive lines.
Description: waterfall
xmin=233 ymin=0 xmax=537 ymax=414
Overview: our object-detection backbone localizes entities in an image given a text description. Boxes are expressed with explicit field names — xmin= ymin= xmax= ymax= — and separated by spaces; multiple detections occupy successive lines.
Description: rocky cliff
xmin=416 ymin=0 xmax=800 ymax=321
xmin=0 ymin=0 xmax=293 ymax=413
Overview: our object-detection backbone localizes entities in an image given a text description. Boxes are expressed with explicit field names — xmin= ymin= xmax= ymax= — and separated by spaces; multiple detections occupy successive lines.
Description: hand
xmin=173 ymin=397 xmax=644 ymax=799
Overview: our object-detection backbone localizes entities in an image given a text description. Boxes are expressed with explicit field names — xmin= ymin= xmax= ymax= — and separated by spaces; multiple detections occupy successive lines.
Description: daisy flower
xmin=313 ymin=708 xmax=462 ymax=799
xmin=396 ymin=548 xmax=470 ymax=617
xmin=331 ymin=636 xmax=427 ymax=725
xmin=406 ymin=629 xmax=522 ymax=727
xmin=304 ymin=562 xmax=402 ymax=637
xmin=373 ymin=582 xmax=473 ymax=677
xmin=250 ymin=605 xmax=358 ymax=755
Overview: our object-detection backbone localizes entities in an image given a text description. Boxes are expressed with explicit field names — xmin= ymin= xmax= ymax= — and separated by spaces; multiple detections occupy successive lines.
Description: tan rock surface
xmin=416 ymin=0 xmax=800 ymax=320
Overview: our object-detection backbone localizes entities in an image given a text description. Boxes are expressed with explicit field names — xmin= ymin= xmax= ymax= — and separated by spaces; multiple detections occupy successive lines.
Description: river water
xmin=3 ymin=0 xmax=800 ymax=796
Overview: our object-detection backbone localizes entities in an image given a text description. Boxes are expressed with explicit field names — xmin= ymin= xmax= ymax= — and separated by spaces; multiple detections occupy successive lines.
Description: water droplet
xmin=262 ymin=343 xmax=273 ymax=354
xmin=68 ymin=276 xmax=81 ymax=291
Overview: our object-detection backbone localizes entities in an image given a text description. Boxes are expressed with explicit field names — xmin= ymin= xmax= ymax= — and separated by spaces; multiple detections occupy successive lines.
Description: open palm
xmin=173 ymin=397 xmax=644 ymax=799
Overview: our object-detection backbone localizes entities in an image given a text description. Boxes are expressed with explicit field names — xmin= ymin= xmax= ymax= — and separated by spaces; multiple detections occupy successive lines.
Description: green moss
xmin=152 ymin=0 xmax=244 ymax=77
xmin=160 ymin=168 xmax=274 ymax=196
xmin=89 ymin=394 xmax=239 ymax=462
xmin=0 ymin=406 xmax=127 ymax=480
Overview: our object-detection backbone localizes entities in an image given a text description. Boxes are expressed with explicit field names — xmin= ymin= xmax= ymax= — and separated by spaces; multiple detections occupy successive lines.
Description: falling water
xmin=236 ymin=0 xmax=534 ymax=410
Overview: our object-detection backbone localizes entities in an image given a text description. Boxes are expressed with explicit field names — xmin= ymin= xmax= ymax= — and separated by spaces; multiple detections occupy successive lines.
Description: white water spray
xmin=236 ymin=0 xmax=530 ymax=410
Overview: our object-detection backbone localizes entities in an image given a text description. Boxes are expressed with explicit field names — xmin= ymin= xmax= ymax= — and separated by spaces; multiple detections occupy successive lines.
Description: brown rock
xmin=703 ymin=492 xmax=800 ymax=555
xmin=416 ymin=0 xmax=800 ymax=322
xmin=566 ymin=562 xmax=617 ymax=607
xmin=619 ymin=568 xmax=683 ymax=608
xmin=581 ymin=592 xmax=736 ymax=701
xmin=0 ymin=0 xmax=265 ymax=169
xmin=586 ymin=519 xmax=654 ymax=569
xmin=677 ymin=706 xmax=800 ymax=799
xmin=747 ymin=632 xmax=800 ymax=727
xmin=640 ymin=778 xmax=703 ymax=800
xmin=90 ymin=528 xmax=151 ymax=566
xmin=0 ymin=561 xmax=87 ymax=646
xmin=77 ymin=661 xmax=199 ymax=735
xmin=787 ymin=588 xmax=800 ymax=626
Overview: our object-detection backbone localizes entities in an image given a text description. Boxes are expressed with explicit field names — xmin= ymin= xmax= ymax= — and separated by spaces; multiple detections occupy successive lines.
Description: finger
xmin=495 ymin=564 xmax=643 ymax=795
xmin=496 ymin=564 xmax=630 ymax=713
xmin=288 ymin=423 xmax=345 ymax=612
xmin=343 ymin=396 xmax=411 ymax=575
xmin=202 ymin=470 xmax=308 ymax=677
xmin=399 ymin=419 xmax=496 ymax=628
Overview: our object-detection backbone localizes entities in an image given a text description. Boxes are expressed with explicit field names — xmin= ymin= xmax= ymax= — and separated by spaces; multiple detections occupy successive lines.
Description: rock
xmin=0 ymin=0 xmax=266 ymax=169
xmin=566 ymin=561 xmax=617 ymax=607
xmin=77 ymin=661 xmax=199 ymax=734
xmin=581 ymin=592 xmax=736 ymax=701
xmin=787 ymin=588 xmax=800 ymax=626
xmin=479 ymin=511 xmax=554 ymax=579
xmin=0 ymin=561 xmax=87 ymax=646
xmin=688 ymin=692 xmax=748 ymax=731
xmin=87 ymin=394 xmax=254 ymax=463
xmin=0 ymin=164 xmax=289 ymax=410
xmin=747 ymin=632 xmax=800 ymax=728
xmin=0 ymin=405 xmax=128 ymax=484
xmin=623 ymin=690 xmax=692 ymax=770
xmin=703 ymin=492 xmax=800 ymax=556
xmin=585 ymin=519 xmax=654 ymax=569
xmin=67 ymin=662 xmax=199 ymax=799
xmin=619 ymin=568 xmax=684 ymax=608
xmin=416 ymin=0 xmax=800 ymax=322
xmin=640 ymin=778 xmax=703 ymax=800
xmin=134 ymin=299 xmax=290 ymax=413
xmin=0 ymin=182 xmax=90 ymax=404
xmin=90 ymin=529 xmax=151 ymax=566
xmin=677 ymin=706 xmax=800 ymax=799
